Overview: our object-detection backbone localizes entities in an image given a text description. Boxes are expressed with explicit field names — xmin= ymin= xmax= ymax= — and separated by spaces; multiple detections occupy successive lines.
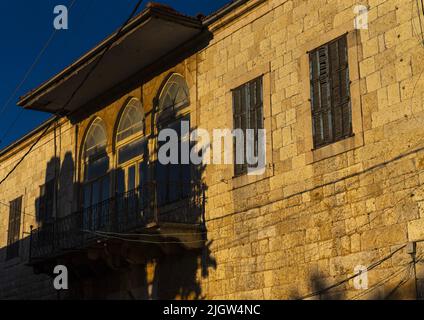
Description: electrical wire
xmin=4 ymin=0 xmax=424 ymax=269
xmin=297 ymin=244 xmax=407 ymax=300
xmin=0 ymin=0 xmax=95 ymax=145
xmin=82 ymin=229 xmax=206 ymax=245
xmin=0 ymin=123 xmax=52 ymax=186
xmin=0 ymin=0 xmax=145 ymax=187
xmin=349 ymin=262 xmax=414 ymax=300
xmin=93 ymin=229 xmax=207 ymax=237
xmin=349 ymin=252 xmax=424 ymax=300
xmin=0 ymin=0 xmax=78 ymax=142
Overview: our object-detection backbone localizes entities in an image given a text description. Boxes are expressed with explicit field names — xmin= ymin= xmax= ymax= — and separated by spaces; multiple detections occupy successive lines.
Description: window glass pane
xmin=139 ymin=160 xmax=147 ymax=188
xmin=156 ymin=162 xmax=168 ymax=205
xmin=181 ymin=163 xmax=191 ymax=197
xmin=102 ymin=175 xmax=110 ymax=201
xmin=139 ymin=161 xmax=148 ymax=208
xmin=169 ymin=163 xmax=180 ymax=202
xmin=117 ymin=99 xmax=144 ymax=142
xmin=83 ymin=185 xmax=92 ymax=209
xmin=116 ymin=168 xmax=125 ymax=195
xmin=84 ymin=119 xmax=107 ymax=159
xmin=86 ymin=156 xmax=109 ymax=181
xmin=92 ymin=181 xmax=100 ymax=206
xmin=128 ymin=166 xmax=136 ymax=191
xmin=159 ymin=74 xmax=190 ymax=115
xmin=118 ymin=138 xmax=146 ymax=165
xmin=156 ymin=116 xmax=191 ymax=204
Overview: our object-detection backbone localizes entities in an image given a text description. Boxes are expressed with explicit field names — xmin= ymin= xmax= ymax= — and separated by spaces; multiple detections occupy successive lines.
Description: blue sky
xmin=0 ymin=0 xmax=229 ymax=150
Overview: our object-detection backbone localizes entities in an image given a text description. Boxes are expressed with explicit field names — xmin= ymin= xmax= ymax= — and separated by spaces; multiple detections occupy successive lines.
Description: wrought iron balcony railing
xmin=29 ymin=181 xmax=206 ymax=261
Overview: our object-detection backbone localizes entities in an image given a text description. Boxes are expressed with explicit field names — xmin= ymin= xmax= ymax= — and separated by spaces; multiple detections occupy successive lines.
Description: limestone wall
xmin=0 ymin=120 xmax=75 ymax=299
xmin=196 ymin=0 xmax=424 ymax=299
xmin=2 ymin=0 xmax=424 ymax=300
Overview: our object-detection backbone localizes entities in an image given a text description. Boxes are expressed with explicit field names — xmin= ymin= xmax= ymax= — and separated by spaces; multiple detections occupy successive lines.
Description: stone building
xmin=1 ymin=0 xmax=424 ymax=299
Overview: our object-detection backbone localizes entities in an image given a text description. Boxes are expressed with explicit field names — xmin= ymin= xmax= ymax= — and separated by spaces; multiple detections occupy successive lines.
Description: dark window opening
xmin=309 ymin=35 xmax=353 ymax=149
xmin=7 ymin=196 xmax=22 ymax=260
xmin=156 ymin=115 xmax=192 ymax=206
xmin=232 ymin=76 xmax=264 ymax=176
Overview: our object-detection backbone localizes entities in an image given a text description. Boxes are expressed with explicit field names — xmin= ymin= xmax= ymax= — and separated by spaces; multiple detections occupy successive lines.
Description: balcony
xmin=29 ymin=181 xmax=206 ymax=265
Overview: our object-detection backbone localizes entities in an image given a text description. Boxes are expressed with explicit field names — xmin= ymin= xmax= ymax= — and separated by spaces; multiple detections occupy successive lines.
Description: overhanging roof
xmin=17 ymin=4 xmax=204 ymax=114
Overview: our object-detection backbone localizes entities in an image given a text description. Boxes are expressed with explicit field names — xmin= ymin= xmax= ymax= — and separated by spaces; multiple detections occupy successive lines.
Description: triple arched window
xmin=81 ymin=74 xmax=191 ymax=215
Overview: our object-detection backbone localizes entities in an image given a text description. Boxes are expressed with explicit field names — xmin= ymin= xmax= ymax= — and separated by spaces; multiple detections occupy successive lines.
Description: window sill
xmin=305 ymin=134 xmax=364 ymax=164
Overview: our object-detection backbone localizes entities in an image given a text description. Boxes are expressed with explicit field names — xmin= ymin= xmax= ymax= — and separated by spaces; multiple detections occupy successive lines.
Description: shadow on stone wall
xmin=289 ymin=270 xmax=420 ymax=300
xmin=22 ymin=131 xmax=216 ymax=299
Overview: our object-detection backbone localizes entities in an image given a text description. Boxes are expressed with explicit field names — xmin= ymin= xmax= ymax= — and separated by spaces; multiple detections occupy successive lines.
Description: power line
xmin=0 ymin=0 xmax=145 ymax=187
xmin=349 ymin=251 xmax=424 ymax=300
xmin=0 ymin=0 xmax=78 ymax=143
xmin=2 ymin=0 xmax=424 ymax=187
xmin=4 ymin=0 xmax=424 ymax=264
xmin=207 ymin=143 xmax=424 ymax=224
xmin=82 ymin=229 xmax=206 ymax=245
xmin=0 ymin=123 xmax=53 ymax=186
xmin=214 ymin=167 xmax=424 ymax=257
xmin=349 ymin=261 xmax=415 ymax=300
xmin=93 ymin=229 xmax=207 ymax=237
xmin=297 ymin=244 xmax=407 ymax=300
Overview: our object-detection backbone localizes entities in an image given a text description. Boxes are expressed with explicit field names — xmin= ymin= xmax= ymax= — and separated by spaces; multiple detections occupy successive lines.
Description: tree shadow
xmin=25 ymin=121 xmax=216 ymax=300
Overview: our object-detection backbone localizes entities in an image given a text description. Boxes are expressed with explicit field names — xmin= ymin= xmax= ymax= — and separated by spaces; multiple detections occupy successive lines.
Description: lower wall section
xmin=0 ymin=262 xmax=56 ymax=300
xmin=1 ymin=152 xmax=424 ymax=300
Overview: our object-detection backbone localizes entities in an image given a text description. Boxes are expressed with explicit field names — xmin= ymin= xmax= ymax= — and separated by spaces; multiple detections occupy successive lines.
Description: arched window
xmin=115 ymin=98 xmax=147 ymax=197
xmin=116 ymin=98 xmax=144 ymax=143
xmin=82 ymin=118 xmax=110 ymax=230
xmin=115 ymin=99 xmax=147 ymax=229
xmin=156 ymin=74 xmax=191 ymax=205
xmin=158 ymin=73 xmax=190 ymax=123
xmin=83 ymin=118 xmax=108 ymax=181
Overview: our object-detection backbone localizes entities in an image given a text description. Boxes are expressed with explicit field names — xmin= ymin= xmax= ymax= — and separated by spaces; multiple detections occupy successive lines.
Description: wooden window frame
xmin=299 ymin=29 xmax=364 ymax=164
xmin=232 ymin=76 xmax=264 ymax=177
xmin=309 ymin=35 xmax=353 ymax=149
xmin=225 ymin=63 xmax=274 ymax=190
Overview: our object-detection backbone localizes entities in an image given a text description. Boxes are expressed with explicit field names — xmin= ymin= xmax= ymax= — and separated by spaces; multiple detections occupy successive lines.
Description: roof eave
xmin=17 ymin=5 xmax=203 ymax=110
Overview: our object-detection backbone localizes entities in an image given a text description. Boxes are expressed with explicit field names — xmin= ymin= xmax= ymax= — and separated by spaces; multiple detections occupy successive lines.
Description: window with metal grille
xmin=309 ymin=35 xmax=352 ymax=148
xmin=232 ymin=76 xmax=264 ymax=176
xmin=39 ymin=180 xmax=55 ymax=223
xmin=7 ymin=197 xmax=22 ymax=260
